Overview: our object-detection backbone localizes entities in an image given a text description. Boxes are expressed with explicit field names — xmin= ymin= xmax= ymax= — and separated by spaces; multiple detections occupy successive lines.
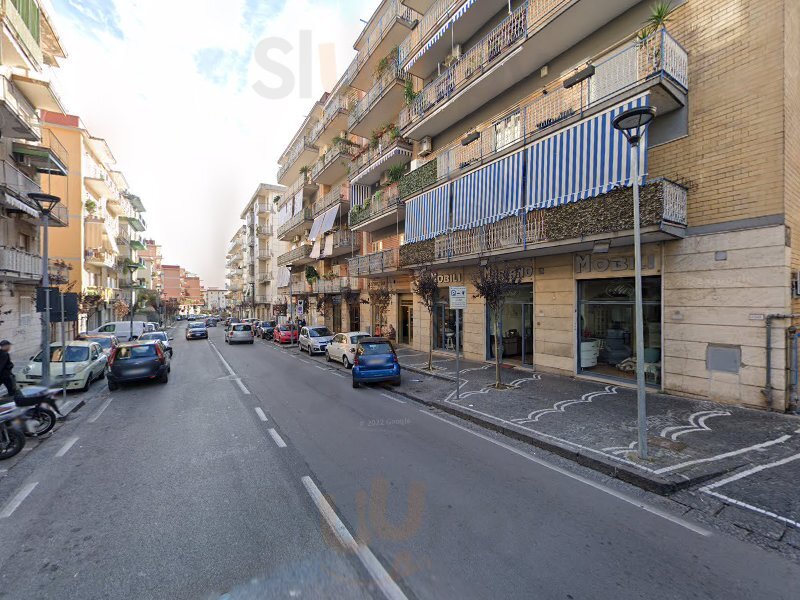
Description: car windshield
xmin=278 ymin=325 xmax=292 ymax=331
xmin=140 ymin=333 xmax=167 ymax=341
xmin=359 ymin=342 xmax=394 ymax=356
xmin=233 ymin=324 xmax=251 ymax=331
xmin=189 ymin=323 xmax=205 ymax=329
xmin=309 ymin=328 xmax=332 ymax=337
xmin=92 ymin=337 xmax=114 ymax=349
xmin=116 ymin=345 xmax=158 ymax=359
xmin=349 ymin=334 xmax=369 ymax=344
xmin=34 ymin=346 xmax=90 ymax=363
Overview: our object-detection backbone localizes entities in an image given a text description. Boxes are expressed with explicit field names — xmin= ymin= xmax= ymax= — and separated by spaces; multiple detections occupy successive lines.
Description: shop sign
xmin=575 ymin=253 xmax=658 ymax=275
xmin=435 ymin=271 xmax=463 ymax=284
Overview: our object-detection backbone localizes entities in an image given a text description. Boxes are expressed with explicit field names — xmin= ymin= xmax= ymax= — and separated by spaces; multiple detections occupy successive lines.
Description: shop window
xmin=578 ymin=277 xmax=661 ymax=385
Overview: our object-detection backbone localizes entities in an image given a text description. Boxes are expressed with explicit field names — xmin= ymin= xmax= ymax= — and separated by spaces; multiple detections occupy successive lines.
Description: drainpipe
xmin=762 ymin=313 xmax=800 ymax=410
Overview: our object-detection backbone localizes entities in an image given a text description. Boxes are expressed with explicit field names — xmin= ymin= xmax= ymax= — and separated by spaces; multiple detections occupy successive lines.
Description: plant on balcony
xmin=386 ymin=163 xmax=406 ymax=184
xmin=368 ymin=284 xmax=391 ymax=335
xmin=323 ymin=271 xmax=336 ymax=280
xmin=273 ymin=195 xmax=282 ymax=204
xmin=403 ymin=79 xmax=418 ymax=106
xmin=399 ymin=159 xmax=436 ymax=199
xmin=84 ymin=199 xmax=97 ymax=214
xmin=369 ymin=130 xmax=382 ymax=150
xmin=299 ymin=165 xmax=310 ymax=180
xmin=388 ymin=124 xmax=401 ymax=142
xmin=305 ymin=265 xmax=319 ymax=285
xmin=471 ymin=263 xmax=522 ymax=389
xmin=399 ymin=239 xmax=434 ymax=266
xmin=412 ymin=268 xmax=439 ymax=371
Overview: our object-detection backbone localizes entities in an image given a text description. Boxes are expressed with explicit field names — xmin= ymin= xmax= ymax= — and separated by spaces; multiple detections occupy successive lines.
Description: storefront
xmin=486 ymin=286 xmax=534 ymax=365
xmin=431 ymin=270 xmax=466 ymax=353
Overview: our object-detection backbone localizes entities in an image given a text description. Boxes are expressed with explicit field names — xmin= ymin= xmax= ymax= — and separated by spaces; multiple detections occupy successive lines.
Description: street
xmin=1 ymin=323 xmax=799 ymax=599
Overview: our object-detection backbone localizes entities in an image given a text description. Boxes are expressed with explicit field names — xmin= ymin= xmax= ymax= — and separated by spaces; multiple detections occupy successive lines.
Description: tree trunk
xmin=494 ymin=318 xmax=502 ymax=388
xmin=428 ymin=311 xmax=433 ymax=371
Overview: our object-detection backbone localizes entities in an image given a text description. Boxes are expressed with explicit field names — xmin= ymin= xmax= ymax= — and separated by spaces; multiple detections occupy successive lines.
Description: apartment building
xmin=0 ymin=0 xmax=70 ymax=358
xmin=41 ymin=111 xmax=148 ymax=330
xmin=225 ymin=226 xmax=246 ymax=315
xmin=139 ymin=239 xmax=163 ymax=293
xmin=204 ymin=288 xmax=227 ymax=312
xmin=182 ymin=272 xmax=203 ymax=311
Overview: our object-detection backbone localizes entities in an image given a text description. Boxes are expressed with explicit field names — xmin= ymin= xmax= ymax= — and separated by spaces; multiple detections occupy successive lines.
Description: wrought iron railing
xmin=277 ymin=244 xmax=313 ymax=267
xmin=277 ymin=207 xmax=313 ymax=239
xmin=354 ymin=0 xmax=419 ymax=79
xmin=349 ymin=183 xmax=401 ymax=228
xmin=277 ymin=134 xmax=318 ymax=182
xmin=349 ymin=65 xmax=411 ymax=129
xmin=398 ymin=0 xmax=459 ymax=65
xmin=350 ymin=135 xmax=412 ymax=181
xmin=330 ymin=229 xmax=361 ymax=252
xmin=311 ymin=144 xmax=358 ymax=181
xmin=348 ymin=248 xmax=399 ymax=276
xmin=257 ymin=225 xmax=273 ymax=236
xmin=312 ymin=185 xmax=350 ymax=217
xmin=0 ymin=75 xmax=38 ymax=136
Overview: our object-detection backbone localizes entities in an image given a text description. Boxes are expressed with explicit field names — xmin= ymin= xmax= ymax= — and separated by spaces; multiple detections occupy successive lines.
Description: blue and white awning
xmin=452 ymin=150 xmax=524 ymax=230
xmin=525 ymin=95 xmax=650 ymax=210
xmin=350 ymin=184 xmax=371 ymax=207
xmin=405 ymin=0 xmax=478 ymax=70
xmin=404 ymin=184 xmax=450 ymax=244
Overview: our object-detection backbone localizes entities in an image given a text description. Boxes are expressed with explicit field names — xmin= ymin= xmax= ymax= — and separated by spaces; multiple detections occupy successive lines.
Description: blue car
xmin=352 ymin=338 xmax=401 ymax=389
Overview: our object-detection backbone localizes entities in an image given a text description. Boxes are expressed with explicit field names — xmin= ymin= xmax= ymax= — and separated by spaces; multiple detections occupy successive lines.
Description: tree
xmin=412 ymin=268 xmax=439 ymax=370
xmin=113 ymin=299 xmax=130 ymax=319
xmin=471 ymin=263 xmax=522 ymax=388
xmin=368 ymin=284 xmax=392 ymax=335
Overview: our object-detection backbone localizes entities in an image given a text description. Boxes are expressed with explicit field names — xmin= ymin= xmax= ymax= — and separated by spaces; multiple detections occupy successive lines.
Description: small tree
xmin=472 ymin=264 xmax=521 ymax=388
xmin=412 ymin=268 xmax=439 ymax=370
xmin=369 ymin=284 xmax=392 ymax=335
xmin=113 ymin=299 xmax=130 ymax=319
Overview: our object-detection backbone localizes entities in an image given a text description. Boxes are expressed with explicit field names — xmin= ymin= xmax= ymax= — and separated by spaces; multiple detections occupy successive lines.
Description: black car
xmin=186 ymin=322 xmax=208 ymax=340
xmin=107 ymin=341 xmax=171 ymax=390
xmin=258 ymin=320 xmax=277 ymax=339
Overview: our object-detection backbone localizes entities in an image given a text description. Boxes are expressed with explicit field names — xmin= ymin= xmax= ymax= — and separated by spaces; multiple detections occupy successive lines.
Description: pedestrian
xmin=0 ymin=340 xmax=20 ymax=399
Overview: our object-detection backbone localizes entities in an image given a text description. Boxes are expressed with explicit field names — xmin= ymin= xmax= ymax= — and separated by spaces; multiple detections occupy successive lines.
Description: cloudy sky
xmin=46 ymin=0 xmax=378 ymax=287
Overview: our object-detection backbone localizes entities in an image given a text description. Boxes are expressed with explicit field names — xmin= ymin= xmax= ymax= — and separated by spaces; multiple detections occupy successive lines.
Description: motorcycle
xmin=0 ymin=385 xmax=61 ymax=438
xmin=0 ymin=408 xmax=26 ymax=460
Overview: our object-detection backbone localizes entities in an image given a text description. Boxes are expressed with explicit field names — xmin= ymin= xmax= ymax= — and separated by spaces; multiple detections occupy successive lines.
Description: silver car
xmin=139 ymin=331 xmax=174 ymax=356
xmin=299 ymin=326 xmax=335 ymax=355
xmin=225 ymin=323 xmax=254 ymax=345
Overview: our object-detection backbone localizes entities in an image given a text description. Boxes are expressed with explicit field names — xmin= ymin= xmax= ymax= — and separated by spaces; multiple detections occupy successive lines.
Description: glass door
xmin=434 ymin=303 xmax=463 ymax=352
xmin=400 ymin=303 xmax=413 ymax=345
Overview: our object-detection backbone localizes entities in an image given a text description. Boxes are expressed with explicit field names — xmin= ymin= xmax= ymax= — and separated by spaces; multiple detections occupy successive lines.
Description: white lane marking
xmin=0 ymin=482 xmax=38 ymax=518
xmin=654 ymin=435 xmax=793 ymax=475
xmin=88 ymin=398 xmax=113 ymax=423
xmin=255 ymin=407 xmax=268 ymax=422
xmin=55 ymin=436 xmax=79 ymax=457
xmin=301 ymin=476 xmax=408 ymax=600
xmin=268 ymin=428 xmax=287 ymax=448
xmin=702 ymin=452 xmax=800 ymax=492
xmin=419 ymin=410 xmax=711 ymax=537
xmin=208 ymin=341 xmax=251 ymax=395
xmin=703 ymin=490 xmax=800 ymax=529
xmin=380 ymin=393 xmax=406 ymax=405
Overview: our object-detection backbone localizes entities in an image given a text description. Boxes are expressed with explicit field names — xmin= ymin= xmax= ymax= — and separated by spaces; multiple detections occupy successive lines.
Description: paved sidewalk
xmin=395 ymin=349 xmax=800 ymax=501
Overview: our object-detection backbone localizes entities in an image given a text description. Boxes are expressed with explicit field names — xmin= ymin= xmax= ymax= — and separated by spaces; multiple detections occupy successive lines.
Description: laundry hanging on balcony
xmin=525 ymin=94 xmax=649 ymax=211
xmin=404 ymin=183 xmax=450 ymax=244
xmin=406 ymin=0 xmax=479 ymax=70
xmin=452 ymin=150 xmax=524 ymax=230
xmin=350 ymin=184 xmax=371 ymax=207
xmin=277 ymin=268 xmax=291 ymax=288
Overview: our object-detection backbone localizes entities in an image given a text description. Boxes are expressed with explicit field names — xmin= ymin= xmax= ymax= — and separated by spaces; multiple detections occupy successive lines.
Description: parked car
xmin=107 ymin=341 xmax=171 ymax=390
xmin=187 ymin=315 xmax=197 ymax=321
xmin=205 ymin=317 xmax=218 ymax=327
xmin=299 ymin=326 xmax=334 ymax=355
xmin=351 ymin=338 xmax=401 ymax=389
xmin=226 ymin=323 xmax=254 ymax=344
xmin=257 ymin=320 xmax=277 ymax=339
xmin=89 ymin=321 xmax=149 ymax=341
xmin=273 ymin=324 xmax=298 ymax=344
xmin=139 ymin=331 xmax=174 ymax=356
xmin=147 ymin=322 xmax=160 ymax=331
xmin=326 ymin=331 xmax=370 ymax=369
xmin=17 ymin=341 xmax=108 ymax=392
xmin=77 ymin=333 xmax=120 ymax=358
xmin=186 ymin=322 xmax=208 ymax=340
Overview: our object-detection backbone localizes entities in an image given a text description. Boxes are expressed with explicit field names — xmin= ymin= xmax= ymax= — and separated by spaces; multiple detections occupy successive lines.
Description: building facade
xmin=204 ymin=288 xmax=227 ymax=312
xmin=225 ymin=226 xmax=246 ymax=316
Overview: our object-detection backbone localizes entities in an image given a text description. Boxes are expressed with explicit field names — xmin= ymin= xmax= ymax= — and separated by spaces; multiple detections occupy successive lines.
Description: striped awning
xmin=452 ymin=150 xmax=524 ymax=230
xmin=406 ymin=0 xmax=478 ymax=70
xmin=350 ymin=184 xmax=371 ymax=207
xmin=525 ymin=95 xmax=650 ymax=210
xmin=351 ymin=146 xmax=412 ymax=184
xmin=1 ymin=193 xmax=38 ymax=218
xmin=404 ymin=184 xmax=450 ymax=244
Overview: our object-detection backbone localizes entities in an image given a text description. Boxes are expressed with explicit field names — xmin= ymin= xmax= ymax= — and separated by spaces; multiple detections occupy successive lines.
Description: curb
xmin=59 ymin=398 xmax=86 ymax=417
xmin=390 ymin=386 xmax=711 ymax=496
xmin=404 ymin=364 xmax=457 ymax=383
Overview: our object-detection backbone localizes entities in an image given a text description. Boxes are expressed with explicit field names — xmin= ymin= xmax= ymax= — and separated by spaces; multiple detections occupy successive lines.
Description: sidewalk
xmin=394 ymin=348 xmax=800 ymax=502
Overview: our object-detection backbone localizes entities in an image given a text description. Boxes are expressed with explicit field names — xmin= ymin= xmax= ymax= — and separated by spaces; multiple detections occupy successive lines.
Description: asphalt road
xmin=1 ymin=324 xmax=799 ymax=599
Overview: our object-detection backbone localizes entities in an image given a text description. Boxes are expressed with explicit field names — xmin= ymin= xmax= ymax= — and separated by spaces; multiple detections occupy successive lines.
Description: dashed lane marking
xmin=0 ymin=482 xmax=38 ymax=519
xmin=208 ymin=341 xmax=251 ymax=395
xmin=255 ymin=407 xmax=268 ymax=422
xmin=268 ymin=428 xmax=287 ymax=448
xmin=380 ymin=393 xmax=406 ymax=404
xmin=88 ymin=398 xmax=113 ymax=423
xmin=55 ymin=436 xmax=79 ymax=457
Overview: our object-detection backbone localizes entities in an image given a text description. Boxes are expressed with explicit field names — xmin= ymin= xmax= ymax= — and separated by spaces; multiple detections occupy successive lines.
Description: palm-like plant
xmin=645 ymin=1 xmax=673 ymax=32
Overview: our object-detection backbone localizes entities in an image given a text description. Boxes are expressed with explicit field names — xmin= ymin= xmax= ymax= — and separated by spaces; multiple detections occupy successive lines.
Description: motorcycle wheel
xmin=0 ymin=426 xmax=26 ymax=460
xmin=25 ymin=408 xmax=57 ymax=437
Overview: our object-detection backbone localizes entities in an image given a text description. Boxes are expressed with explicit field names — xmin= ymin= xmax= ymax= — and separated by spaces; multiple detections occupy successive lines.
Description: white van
xmin=90 ymin=321 xmax=149 ymax=340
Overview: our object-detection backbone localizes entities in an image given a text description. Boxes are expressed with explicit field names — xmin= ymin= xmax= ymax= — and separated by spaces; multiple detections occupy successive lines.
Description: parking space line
xmin=88 ymin=398 xmax=113 ymax=423
xmin=268 ymin=428 xmax=287 ymax=448
xmin=381 ymin=393 xmax=406 ymax=404
xmin=654 ymin=435 xmax=793 ymax=475
xmin=419 ymin=410 xmax=711 ymax=537
xmin=301 ymin=476 xmax=408 ymax=600
xmin=255 ymin=407 xmax=268 ymax=422
xmin=55 ymin=436 xmax=79 ymax=457
xmin=0 ymin=482 xmax=38 ymax=519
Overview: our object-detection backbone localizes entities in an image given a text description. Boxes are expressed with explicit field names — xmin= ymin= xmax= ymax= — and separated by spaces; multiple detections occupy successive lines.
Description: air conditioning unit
xmin=419 ymin=136 xmax=433 ymax=157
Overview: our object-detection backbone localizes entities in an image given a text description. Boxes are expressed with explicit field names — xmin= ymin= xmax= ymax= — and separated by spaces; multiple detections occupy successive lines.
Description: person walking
xmin=0 ymin=340 xmax=19 ymax=398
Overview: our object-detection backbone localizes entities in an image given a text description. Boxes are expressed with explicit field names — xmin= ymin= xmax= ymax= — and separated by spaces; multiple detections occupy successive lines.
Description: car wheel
xmin=342 ymin=355 xmax=351 ymax=369
xmin=325 ymin=350 xmax=331 ymax=362
xmin=81 ymin=375 xmax=91 ymax=392
xmin=352 ymin=380 xmax=359 ymax=389
xmin=98 ymin=369 xmax=106 ymax=380
xmin=108 ymin=380 xmax=119 ymax=391
xmin=392 ymin=377 xmax=401 ymax=387
xmin=160 ymin=372 xmax=169 ymax=384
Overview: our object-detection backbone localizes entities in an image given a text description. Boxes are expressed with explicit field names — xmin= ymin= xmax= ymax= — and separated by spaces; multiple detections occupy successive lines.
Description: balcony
xmin=311 ymin=144 xmax=358 ymax=186
xmin=1 ymin=0 xmax=44 ymax=67
xmin=85 ymin=248 xmax=115 ymax=269
xmin=254 ymin=295 xmax=271 ymax=304
xmin=400 ymin=0 xmax=653 ymax=139
xmin=277 ymin=244 xmax=314 ymax=267
xmin=312 ymin=185 xmax=350 ymax=217
xmin=84 ymin=162 xmax=118 ymax=200
xmin=350 ymin=136 xmax=412 ymax=186
xmin=309 ymin=91 xmax=362 ymax=148
xmin=348 ymin=65 xmax=412 ymax=138
xmin=0 ymin=246 xmax=40 ymax=282
xmin=0 ymin=75 xmax=38 ymax=141
xmin=277 ymin=135 xmax=319 ymax=186
xmin=258 ymin=272 xmax=274 ymax=284
xmin=350 ymin=0 xmax=419 ymax=92
xmin=0 ymin=159 xmax=67 ymax=225
xmin=313 ymin=276 xmax=362 ymax=294
xmin=123 ymin=214 xmax=146 ymax=232
xmin=348 ymin=248 xmax=400 ymax=277
xmin=321 ymin=229 xmax=362 ymax=258
xmin=284 ymin=174 xmax=319 ymax=204
xmin=277 ymin=207 xmax=313 ymax=241
xmin=255 ymin=245 xmax=273 ymax=260
xmin=401 ymin=179 xmax=687 ymax=268
xmin=257 ymin=225 xmax=273 ymax=238
xmin=349 ymin=183 xmax=403 ymax=232
xmin=12 ymin=129 xmax=68 ymax=176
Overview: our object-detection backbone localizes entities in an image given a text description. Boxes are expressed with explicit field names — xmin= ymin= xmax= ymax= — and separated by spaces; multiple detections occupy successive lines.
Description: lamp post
xmin=126 ymin=262 xmax=139 ymax=340
xmin=613 ymin=106 xmax=656 ymax=460
xmin=29 ymin=193 xmax=61 ymax=387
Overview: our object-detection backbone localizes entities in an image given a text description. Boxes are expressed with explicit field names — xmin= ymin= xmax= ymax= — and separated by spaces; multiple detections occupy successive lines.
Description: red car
xmin=273 ymin=324 xmax=299 ymax=344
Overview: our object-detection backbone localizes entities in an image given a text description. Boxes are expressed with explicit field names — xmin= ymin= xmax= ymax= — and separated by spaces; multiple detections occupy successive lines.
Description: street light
xmin=29 ymin=192 xmax=61 ymax=387
xmin=126 ymin=262 xmax=140 ymax=340
xmin=613 ymin=105 xmax=656 ymax=460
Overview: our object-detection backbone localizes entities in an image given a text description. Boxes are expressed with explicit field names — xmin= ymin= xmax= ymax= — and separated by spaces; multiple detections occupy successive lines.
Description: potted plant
xmin=403 ymin=79 xmax=418 ymax=106
xmin=386 ymin=163 xmax=406 ymax=184
xmin=85 ymin=198 xmax=97 ymax=214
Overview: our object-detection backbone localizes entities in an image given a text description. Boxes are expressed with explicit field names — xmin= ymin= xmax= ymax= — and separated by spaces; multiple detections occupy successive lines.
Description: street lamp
xmin=126 ymin=262 xmax=140 ymax=340
xmin=613 ymin=105 xmax=656 ymax=460
xmin=29 ymin=192 xmax=61 ymax=387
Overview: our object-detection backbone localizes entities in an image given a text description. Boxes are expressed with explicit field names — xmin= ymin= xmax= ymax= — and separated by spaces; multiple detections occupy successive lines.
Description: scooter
xmin=0 ymin=386 xmax=61 ymax=438
xmin=0 ymin=408 xmax=26 ymax=460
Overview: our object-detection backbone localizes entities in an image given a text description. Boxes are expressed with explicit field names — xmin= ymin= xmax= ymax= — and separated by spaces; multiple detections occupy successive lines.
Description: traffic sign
xmin=449 ymin=286 xmax=467 ymax=310
xmin=297 ymin=300 xmax=304 ymax=316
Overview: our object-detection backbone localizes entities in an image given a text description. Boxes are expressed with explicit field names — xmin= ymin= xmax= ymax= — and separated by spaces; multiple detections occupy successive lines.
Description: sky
xmin=46 ymin=0 xmax=379 ymax=288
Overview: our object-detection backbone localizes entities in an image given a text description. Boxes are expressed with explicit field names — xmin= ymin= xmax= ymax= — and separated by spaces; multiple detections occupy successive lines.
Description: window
xmin=99 ymin=324 xmax=116 ymax=333
xmin=358 ymin=341 xmax=394 ymax=356
xmin=17 ymin=233 xmax=31 ymax=252
xmin=309 ymin=327 xmax=332 ymax=337
xmin=371 ymin=239 xmax=384 ymax=253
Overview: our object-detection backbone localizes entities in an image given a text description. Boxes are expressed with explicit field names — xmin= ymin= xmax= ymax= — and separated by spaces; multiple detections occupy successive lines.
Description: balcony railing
xmin=349 ymin=183 xmax=401 ymax=228
xmin=2 ymin=0 xmax=43 ymax=66
xmin=349 ymin=65 xmax=409 ymax=130
xmin=311 ymin=143 xmax=358 ymax=181
xmin=419 ymin=28 xmax=688 ymax=184
xmin=257 ymin=225 xmax=273 ymax=237
xmin=354 ymin=0 xmax=419 ymax=79
xmin=328 ymin=229 xmax=362 ymax=253
xmin=258 ymin=272 xmax=274 ymax=283
xmin=349 ymin=248 xmax=399 ymax=277
xmin=309 ymin=91 xmax=361 ymax=143
xmin=277 ymin=135 xmax=318 ymax=182
xmin=277 ymin=207 xmax=313 ymax=239
xmin=312 ymin=185 xmax=350 ymax=217
xmin=0 ymin=75 xmax=38 ymax=137
xmin=255 ymin=246 xmax=273 ymax=260
xmin=0 ymin=159 xmax=39 ymax=200
xmin=277 ymin=244 xmax=313 ymax=267
xmin=0 ymin=246 xmax=41 ymax=280
xmin=398 ymin=0 xmax=461 ymax=66
xmin=350 ymin=135 xmax=412 ymax=182
xmin=313 ymin=277 xmax=362 ymax=294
